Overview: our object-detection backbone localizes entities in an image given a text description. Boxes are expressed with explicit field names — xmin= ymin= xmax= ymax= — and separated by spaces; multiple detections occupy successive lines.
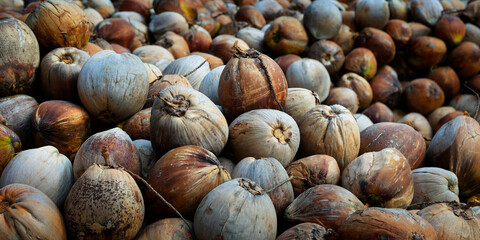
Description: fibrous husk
xmin=136 ymin=218 xmax=193 ymax=240
xmin=299 ymin=104 xmax=360 ymax=171
xmin=218 ymin=47 xmax=287 ymax=120
xmin=228 ymin=109 xmax=300 ymax=167
xmin=359 ymin=122 xmax=426 ymax=169
xmin=342 ymin=148 xmax=414 ymax=208
xmin=284 ymin=184 xmax=364 ymax=231
xmin=150 ymin=86 xmax=228 ymax=156
xmin=338 ymin=207 xmax=437 ymax=239
xmin=277 ymin=223 xmax=335 ymax=240
xmin=417 ymin=202 xmax=480 ymax=240
xmin=0 ymin=18 xmax=40 ymax=97
xmin=162 ymin=55 xmax=210 ymax=90
xmin=193 ymin=178 xmax=277 ymax=240
xmin=286 ymin=58 xmax=331 ymax=103
xmin=145 ymin=145 xmax=231 ymax=218
xmin=286 ymin=154 xmax=340 ymax=197
xmin=284 ymin=88 xmax=321 ymax=125
xmin=412 ymin=167 xmax=460 ymax=204
xmin=64 ymin=164 xmax=144 ymax=240
xmin=426 ymin=115 xmax=480 ymax=199
xmin=26 ymin=0 xmax=90 ymax=49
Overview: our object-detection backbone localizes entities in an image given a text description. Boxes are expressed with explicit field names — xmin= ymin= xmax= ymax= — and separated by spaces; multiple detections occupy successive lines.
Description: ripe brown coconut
xmin=64 ymin=164 xmax=144 ymax=240
xmin=362 ymin=102 xmax=395 ymax=123
xmin=218 ymin=44 xmax=288 ymax=120
xmin=448 ymin=41 xmax=480 ymax=79
xmin=342 ymin=148 xmax=414 ymax=208
xmin=25 ymin=0 xmax=90 ymax=49
xmin=145 ymin=145 xmax=231 ymax=218
xmin=40 ymin=47 xmax=90 ymax=102
xmin=343 ymin=47 xmax=377 ymax=80
xmin=384 ymin=19 xmax=412 ymax=48
xmin=284 ymin=184 xmax=364 ymax=231
xmin=337 ymin=72 xmax=373 ymax=110
xmin=370 ymin=65 xmax=403 ymax=108
xmin=286 ymin=154 xmax=340 ymax=197
xmin=428 ymin=66 xmax=460 ymax=101
xmin=404 ymin=78 xmax=445 ymax=115
xmin=307 ymin=40 xmax=345 ymax=75
xmin=435 ymin=14 xmax=466 ymax=46
xmin=0 ymin=184 xmax=67 ymax=239
xmin=355 ymin=27 xmax=396 ymax=67
xmin=360 ymin=122 xmax=427 ymax=169
xmin=427 ymin=115 xmax=480 ymax=199
xmin=407 ymin=36 xmax=447 ymax=71
xmin=264 ymin=16 xmax=308 ymax=55
xmin=338 ymin=207 xmax=437 ymax=239
xmin=323 ymin=87 xmax=359 ymax=114
xmin=32 ymin=100 xmax=90 ymax=160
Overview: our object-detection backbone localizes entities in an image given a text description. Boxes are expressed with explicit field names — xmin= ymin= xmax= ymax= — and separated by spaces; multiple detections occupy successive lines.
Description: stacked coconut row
xmin=1 ymin=0 xmax=480 ymax=239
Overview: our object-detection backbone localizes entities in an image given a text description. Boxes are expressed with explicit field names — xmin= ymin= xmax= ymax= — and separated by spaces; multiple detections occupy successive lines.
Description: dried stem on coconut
xmin=99 ymin=146 xmax=194 ymax=237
